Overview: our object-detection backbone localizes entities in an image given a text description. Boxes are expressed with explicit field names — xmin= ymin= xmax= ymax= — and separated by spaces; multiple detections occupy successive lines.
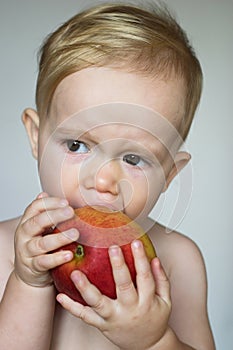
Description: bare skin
xmin=0 ymin=68 xmax=215 ymax=349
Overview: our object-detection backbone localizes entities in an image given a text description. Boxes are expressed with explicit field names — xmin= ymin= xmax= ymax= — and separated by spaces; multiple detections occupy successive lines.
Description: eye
xmin=66 ymin=140 xmax=89 ymax=153
xmin=123 ymin=154 xmax=143 ymax=166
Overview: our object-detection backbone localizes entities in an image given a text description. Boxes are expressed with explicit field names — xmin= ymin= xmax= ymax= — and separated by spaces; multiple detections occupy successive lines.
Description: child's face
xmin=25 ymin=67 xmax=188 ymax=222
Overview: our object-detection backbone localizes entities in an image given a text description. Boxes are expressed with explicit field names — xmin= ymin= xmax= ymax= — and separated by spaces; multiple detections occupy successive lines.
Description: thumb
xmin=151 ymin=257 xmax=171 ymax=306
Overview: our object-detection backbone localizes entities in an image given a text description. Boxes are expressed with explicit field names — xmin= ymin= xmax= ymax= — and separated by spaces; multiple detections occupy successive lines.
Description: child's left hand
xmin=56 ymin=240 xmax=171 ymax=350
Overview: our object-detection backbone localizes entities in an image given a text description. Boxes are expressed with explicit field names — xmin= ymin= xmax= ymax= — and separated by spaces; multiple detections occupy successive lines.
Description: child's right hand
xmin=14 ymin=192 xmax=79 ymax=288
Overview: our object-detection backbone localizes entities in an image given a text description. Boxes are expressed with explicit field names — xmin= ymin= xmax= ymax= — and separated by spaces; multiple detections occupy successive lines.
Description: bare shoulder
xmin=0 ymin=217 xmax=20 ymax=299
xmin=148 ymin=221 xmax=208 ymax=303
xmin=148 ymin=221 xmax=205 ymax=279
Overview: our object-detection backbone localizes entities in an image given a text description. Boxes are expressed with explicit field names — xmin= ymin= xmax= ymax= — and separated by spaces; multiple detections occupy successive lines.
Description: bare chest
xmin=50 ymin=305 xmax=119 ymax=350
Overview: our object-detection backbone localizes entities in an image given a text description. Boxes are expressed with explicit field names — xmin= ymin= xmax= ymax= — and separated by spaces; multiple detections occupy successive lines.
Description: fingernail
xmin=62 ymin=207 xmax=73 ymax=217
xmin=132 ymin=240 xmax=142 ymax=249
xmin=37 ymin=192 xmax=47 ymax=199
xmin=63 ymin=229 xmax=79 ymax=240
xmin=59 ymin=199 xmax=69 ymax=207
xmin=71 ymin=270 xmax=83 ymax=285
xmin=109 ymin=245 xmax=120 ymax=257
xmin=64 ymin=252 xmax=73 ymax=261
xmin=56 ymin=294 xmax=63 ymax=303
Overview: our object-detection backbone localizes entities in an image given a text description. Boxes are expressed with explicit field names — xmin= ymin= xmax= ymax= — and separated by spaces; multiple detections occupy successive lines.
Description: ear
xmin=22 ymin=108 xmax=40 ymax=159
xmin=162 ymin=151 xmax=191 ymax=192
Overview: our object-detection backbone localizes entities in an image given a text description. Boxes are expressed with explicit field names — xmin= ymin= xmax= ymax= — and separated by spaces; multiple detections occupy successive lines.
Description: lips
xmin=67 ymin=188 xmax=125 ymax=213
xmin=78 ymin=202 xmax=123 ymax=213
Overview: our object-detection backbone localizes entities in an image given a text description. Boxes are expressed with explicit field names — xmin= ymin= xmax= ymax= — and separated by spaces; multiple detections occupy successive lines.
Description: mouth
xmin=72 ymin=194 xmax=125 ymax=213
xmin=88 ymin=203 xmax=122 ymax=213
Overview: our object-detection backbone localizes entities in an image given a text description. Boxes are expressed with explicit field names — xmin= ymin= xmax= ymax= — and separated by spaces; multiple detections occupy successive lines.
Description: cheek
xmin=124 ymin=167 xmax=166 ymax=219
xmin=60 ymin=161 xmax=81 ymax=199
xmin=38 ymin=141 xmax=79 ymax=198
xmin=38 ymin=154 xmax=64 ymax=197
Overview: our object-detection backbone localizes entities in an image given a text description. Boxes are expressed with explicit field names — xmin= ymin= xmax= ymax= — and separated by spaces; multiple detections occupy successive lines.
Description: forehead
xmin=47 ymin=67 xmax=186 ymax=152
xmin=50 ymin=67 xmax=186 ymax=126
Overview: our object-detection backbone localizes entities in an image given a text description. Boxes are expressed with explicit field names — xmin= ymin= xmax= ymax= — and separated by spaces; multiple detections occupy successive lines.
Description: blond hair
xmin=36 ymin=2 xmax=203 ymax=140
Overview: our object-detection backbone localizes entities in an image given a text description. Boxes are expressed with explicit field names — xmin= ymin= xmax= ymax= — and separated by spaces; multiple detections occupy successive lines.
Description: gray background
xmin=0 ymin=1 xmax=232 ymax=348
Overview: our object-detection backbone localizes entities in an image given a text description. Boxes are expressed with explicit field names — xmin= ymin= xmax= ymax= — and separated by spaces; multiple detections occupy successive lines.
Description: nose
xmin=82 ymin=158 xmax=120 ymax=196
xmin=96 ymin=160 xmax=120 ymax=195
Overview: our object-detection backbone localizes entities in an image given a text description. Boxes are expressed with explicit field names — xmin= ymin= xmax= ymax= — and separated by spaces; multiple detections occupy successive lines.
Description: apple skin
xmin=50 ymin=206 xmax=156 ymax=305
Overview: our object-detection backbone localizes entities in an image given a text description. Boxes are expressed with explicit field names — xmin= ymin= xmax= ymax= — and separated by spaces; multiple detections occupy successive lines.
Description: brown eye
xmin=123 ymin=154 xmax=141 ymax=166
xmin=67 ymin=140 xmax=89 ymax=153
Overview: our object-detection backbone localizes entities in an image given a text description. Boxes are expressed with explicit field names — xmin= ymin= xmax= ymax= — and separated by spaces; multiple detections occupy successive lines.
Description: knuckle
xmin=33 ymin=255 xmax=47 ymax=272
xmin=25 ymin=198 xmax=41 ymax=216
xmin=31 ymin=257 xmax=40 ymax=272
xmin=18 ymin=217 xmax=37 ymax=237
xmin=118 ymin=280 xmax=134 ymax=293
xmin=57 ymin=232 xmax=69 ymax=245
xmin=36 ymin=237 xmax=47 ymax=253
xmin=112 ymin=258 xmax=125 ymax=271
xmin=138 ymin=269 xmax=152 ymax=281
xmin=30 ymin=213 xmax=43 ymax=230
xmin=92 ymin=296 xmax=106 ymax=312
xmin=78 ymin=306 xmax=88 ymax=322
xmin=42 ymin=209 xmax=55 ymax=227
xmin=28 ymin=211 xmax=54 ymax=234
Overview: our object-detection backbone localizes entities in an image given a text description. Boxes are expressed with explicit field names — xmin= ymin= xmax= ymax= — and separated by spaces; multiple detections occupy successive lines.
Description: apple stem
xmin=75 ymin=244 xmax=84 ymax=257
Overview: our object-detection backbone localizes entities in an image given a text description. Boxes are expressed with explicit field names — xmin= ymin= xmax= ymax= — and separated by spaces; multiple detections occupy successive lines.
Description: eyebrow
xmin=55 ymin=127 xmax=89 ymax=138
xmin=54 ymin=126 xmax=104 ymax=147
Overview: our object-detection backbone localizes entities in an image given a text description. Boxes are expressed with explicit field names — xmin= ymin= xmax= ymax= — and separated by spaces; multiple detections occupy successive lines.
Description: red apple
xmin=50 ymin=206 xmax=156 ymax=305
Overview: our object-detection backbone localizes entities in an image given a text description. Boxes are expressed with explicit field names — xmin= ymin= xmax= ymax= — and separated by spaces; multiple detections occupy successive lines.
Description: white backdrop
xmin=0 ymin=1 xmax=232 ymax=348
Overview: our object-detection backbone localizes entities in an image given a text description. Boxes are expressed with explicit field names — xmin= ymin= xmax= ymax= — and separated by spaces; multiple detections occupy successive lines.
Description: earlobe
xmin=162 ymin=152 xmax=191 ymax=192
xmin=22 ymin=108 xmax=40 ymax=159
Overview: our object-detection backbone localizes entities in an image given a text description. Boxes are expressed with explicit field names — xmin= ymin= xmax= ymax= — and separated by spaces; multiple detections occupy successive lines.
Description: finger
xmin=36 ymin=192 xmax=49 ymax=199
xmin=70 ymin=270 xmax=113 ymax=319
xmin=21 ymin=194 xmax=70 ymax=224
xmin=32 ymin=250 xmax=73 ymax=271
xmin=151 ymin=258 xmax=171 ymax=306
xmin=56 ymin=293 xmax=104 ymax=329
xmin=22 ymin=205 xmax=74 ymax=237
xmin=131 ymin=240 xmax=156 ymax=301
xmin=109 ymin=245 xmax=137 ymax=305
xmin=26 ymin=228 xmax=79 ymax=256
